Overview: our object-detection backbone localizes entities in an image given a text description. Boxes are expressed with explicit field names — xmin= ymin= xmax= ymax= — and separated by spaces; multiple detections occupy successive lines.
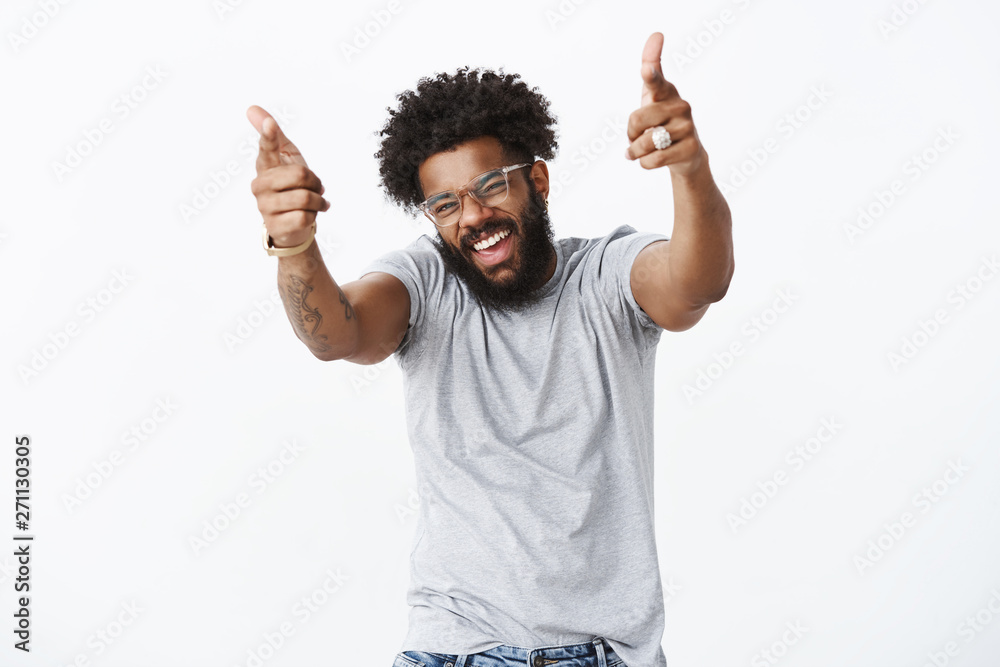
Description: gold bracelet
xmin=262 ymin=222 xmax=316 ymax=257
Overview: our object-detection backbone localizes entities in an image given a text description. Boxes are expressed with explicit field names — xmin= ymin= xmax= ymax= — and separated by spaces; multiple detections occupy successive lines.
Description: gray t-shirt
xmin=361 ymin=223 xmax=671 ymax=667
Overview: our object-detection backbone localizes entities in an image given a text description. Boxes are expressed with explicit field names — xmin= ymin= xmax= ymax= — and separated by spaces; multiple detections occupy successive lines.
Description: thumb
xmin=640 ymin=32 xmax=670 ymax=107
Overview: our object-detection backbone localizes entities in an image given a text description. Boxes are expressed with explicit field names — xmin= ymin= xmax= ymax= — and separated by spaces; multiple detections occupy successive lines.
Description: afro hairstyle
xmin=374 ymin=66 xmax=559 ymax=217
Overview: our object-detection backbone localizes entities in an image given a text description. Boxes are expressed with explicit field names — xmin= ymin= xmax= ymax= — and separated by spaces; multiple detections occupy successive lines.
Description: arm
xmin=275 ymin=244 xmax=410 ymax=364
xmin=247 ymin=105 xmax=410 ymax=363
xmin=631 ymin=156 xmax=733 ymax=332
xmin=275 ymin=241 xmax=355 ymax=361
xmin=624 ymin=33 xmax=735 ymax=332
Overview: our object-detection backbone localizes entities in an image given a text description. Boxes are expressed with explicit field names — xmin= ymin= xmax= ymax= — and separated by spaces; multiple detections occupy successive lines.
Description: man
xmin=248 ymin=32 xmax=733 ymax=667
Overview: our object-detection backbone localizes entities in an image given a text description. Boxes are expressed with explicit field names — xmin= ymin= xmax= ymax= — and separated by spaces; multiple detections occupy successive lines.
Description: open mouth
xmin=470 ymin=229 xmax=514 ymax=267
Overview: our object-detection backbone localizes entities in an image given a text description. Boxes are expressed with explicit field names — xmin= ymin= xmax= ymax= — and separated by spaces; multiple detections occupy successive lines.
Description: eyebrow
xmin=425 ymin=166 xmax=503 ymax=199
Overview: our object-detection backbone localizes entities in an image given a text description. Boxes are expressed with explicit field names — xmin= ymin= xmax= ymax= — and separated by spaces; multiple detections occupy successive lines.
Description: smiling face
xmin=418 ymin=136 xmax=557 ymax=314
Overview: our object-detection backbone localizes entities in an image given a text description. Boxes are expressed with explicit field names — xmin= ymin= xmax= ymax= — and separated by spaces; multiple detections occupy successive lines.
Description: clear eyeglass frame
xmin=417 ymin=163 xmax=531 ymax=227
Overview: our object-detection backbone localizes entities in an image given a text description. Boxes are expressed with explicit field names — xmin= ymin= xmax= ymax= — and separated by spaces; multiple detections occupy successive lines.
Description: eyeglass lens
xmin=427 ymin=170 xmax=510 ymax=224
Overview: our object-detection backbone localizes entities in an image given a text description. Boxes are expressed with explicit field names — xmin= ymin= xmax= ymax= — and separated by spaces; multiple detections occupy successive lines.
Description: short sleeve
xmin=597 ymin=224 xmax=671 ymax=333
xmin=358 ymin=235 xmax=442 ymax=363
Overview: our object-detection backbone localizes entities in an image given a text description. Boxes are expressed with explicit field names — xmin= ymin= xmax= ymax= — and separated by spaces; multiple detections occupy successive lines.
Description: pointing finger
xmin=247 ymin=105 xmax=308 ymax=173
xmin=247 ymin=105 xmax=280 ymax=170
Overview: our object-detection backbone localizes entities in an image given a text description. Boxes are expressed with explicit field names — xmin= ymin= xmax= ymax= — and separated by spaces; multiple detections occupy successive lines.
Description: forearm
xmin=666 ymin=149 xmax=734 ymax=305
xmin=276 ymin=241 xmax=359 ymax=361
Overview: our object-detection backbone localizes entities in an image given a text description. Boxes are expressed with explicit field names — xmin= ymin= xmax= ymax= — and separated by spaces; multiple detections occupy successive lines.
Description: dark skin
xmin=417 ymin=136 xmax=556 ymax=287
xmin=417 ymin=136 xmax=557 ymax=302
xmin=247 ymin=105 xmax=359 ymax=360
xmin=246 ymin=30 xmax=733 ymax=365
xmin=622 ymin=32 xmax=735 ymax=331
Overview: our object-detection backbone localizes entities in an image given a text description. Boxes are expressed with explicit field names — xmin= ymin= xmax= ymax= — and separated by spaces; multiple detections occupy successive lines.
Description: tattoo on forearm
xmin=278 ymin=275 xmax=332 ymax=354
xmin=338 ymin=285 xmax=355 ymax=321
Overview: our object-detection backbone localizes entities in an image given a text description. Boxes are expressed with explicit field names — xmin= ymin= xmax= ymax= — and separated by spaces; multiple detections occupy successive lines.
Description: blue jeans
xmin=392 ymin=636 xmax=627 ymax=667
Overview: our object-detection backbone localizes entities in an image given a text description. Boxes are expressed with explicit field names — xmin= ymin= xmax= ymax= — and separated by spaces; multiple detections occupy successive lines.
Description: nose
xmin=457 ymin=190 xmax=496 ymax=232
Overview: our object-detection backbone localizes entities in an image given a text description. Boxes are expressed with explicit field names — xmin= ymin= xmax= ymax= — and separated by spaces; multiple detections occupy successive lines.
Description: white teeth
xmin=473 ymin=229 xmax=510 ymax=251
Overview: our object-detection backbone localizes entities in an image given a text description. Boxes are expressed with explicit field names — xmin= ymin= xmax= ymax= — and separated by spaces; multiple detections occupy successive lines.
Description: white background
xmin=3 ymin=0 xmax=1000 ymax=666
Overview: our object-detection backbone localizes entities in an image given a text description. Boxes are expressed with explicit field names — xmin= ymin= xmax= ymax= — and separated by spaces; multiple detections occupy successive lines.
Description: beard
xmin=431 ymin=183 xmax=556 ymax=315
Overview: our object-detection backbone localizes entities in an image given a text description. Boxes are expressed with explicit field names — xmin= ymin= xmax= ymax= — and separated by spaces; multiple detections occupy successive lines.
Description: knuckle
xmin=295 ymin=189 xmax=313 ymax=208
xmin=627 ymin=111 xmax=641 ymax=138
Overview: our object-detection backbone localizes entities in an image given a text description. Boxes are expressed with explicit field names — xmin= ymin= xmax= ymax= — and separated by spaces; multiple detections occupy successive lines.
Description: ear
xmin=528 ymin=160 xmax=550 ymax=200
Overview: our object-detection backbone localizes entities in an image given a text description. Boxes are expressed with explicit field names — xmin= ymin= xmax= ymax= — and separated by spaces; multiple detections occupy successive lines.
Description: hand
xmin=247 ymin=105 xmax=331 ymax=248
xmin=624 ymin=32 xmax=706 ymax=177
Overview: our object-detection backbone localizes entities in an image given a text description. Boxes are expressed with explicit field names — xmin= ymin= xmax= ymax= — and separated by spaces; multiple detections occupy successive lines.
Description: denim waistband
xmin=433 ymin=636 xmax=621 ymax=667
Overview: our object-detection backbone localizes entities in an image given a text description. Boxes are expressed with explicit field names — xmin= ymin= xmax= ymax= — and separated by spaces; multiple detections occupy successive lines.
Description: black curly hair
xmin=375 ymin=66 xmax=559 ymax=217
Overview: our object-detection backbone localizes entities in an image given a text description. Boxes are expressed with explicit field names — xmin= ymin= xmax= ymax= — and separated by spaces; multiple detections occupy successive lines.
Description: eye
xmin=476 ymin=173 xmax=506 ymax=195
xmin=427 ymin=194 xmax=458 ymax=216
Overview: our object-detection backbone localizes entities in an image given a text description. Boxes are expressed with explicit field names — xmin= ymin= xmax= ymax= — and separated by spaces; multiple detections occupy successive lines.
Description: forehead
xmin=418 ymin=136 xmax=507 ymax=197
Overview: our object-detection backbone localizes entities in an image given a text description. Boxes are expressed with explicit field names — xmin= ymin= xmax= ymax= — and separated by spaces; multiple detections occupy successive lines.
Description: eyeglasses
xmin=417 ymin=163 xmax=531 ymax=227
